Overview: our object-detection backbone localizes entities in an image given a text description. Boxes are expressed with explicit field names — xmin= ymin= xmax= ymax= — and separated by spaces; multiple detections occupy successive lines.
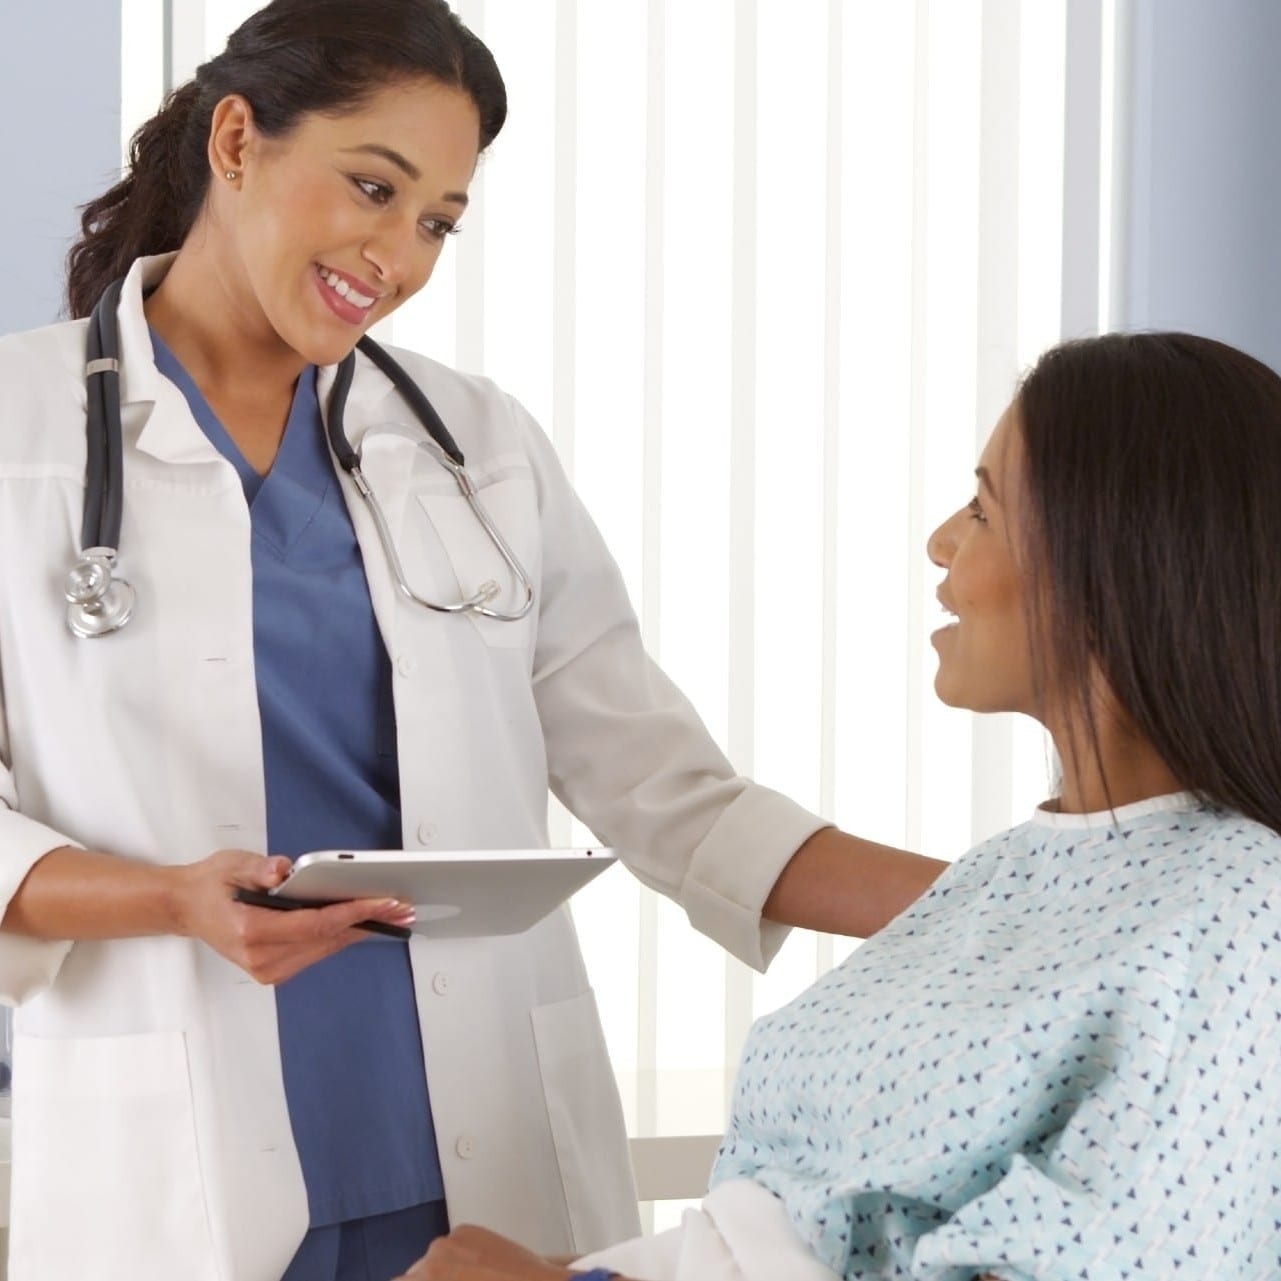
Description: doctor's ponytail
xmin=66 ymin=82 xmax=208 ymax=320
xmin=65 ymin=0 xmax=506 ymax=320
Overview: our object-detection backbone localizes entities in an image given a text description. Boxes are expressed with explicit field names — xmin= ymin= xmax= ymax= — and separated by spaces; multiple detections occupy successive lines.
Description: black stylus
xmin=232 ymin=886 xmax=413 ymax=940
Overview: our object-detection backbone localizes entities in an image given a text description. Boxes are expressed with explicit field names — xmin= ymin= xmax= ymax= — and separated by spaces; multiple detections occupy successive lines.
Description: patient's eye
xmin=967 ymin=496 xmax=987 ymax=524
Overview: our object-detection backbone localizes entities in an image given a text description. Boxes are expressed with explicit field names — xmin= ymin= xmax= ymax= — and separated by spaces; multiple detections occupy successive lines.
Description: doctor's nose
xmin=361 ymin=223 xmax=426 ymax=290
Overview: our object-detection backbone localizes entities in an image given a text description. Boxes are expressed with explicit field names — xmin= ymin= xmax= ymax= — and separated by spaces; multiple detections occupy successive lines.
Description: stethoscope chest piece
xmin=65 ymin=548 xmax=135 ymax=639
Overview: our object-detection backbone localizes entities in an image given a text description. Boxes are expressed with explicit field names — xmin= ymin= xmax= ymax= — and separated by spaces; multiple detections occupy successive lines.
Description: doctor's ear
xmin=206 ymin=94 xmax=258 ymax=184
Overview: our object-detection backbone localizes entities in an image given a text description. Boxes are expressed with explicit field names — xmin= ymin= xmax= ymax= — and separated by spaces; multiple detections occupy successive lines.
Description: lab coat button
xmin=455 ymin=1135 xmax=476 ymax=1159
xmin=417 ymin=821 xmax=437 ymax=845
xmin=431 ymin=972 xmax=449 ymax=996
xmin=396 ymin=653 xmax=418 ymax=677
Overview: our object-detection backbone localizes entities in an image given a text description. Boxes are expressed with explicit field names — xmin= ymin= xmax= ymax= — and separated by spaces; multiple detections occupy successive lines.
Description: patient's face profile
xmin=927 ymin=403 xmax=1037 ymax=717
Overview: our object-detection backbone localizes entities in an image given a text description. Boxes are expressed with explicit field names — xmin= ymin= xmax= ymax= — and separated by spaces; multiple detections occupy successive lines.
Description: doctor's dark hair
xmin=1013 ymin=330 xmax=1281 ymax=835
xmin=65 ymin=0 xmax=505 ymax=319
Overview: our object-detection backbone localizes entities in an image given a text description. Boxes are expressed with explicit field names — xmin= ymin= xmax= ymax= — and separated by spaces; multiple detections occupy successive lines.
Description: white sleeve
xmin=0 ymin=656 xmax=75 ymax=1005
xmin=520 ymin=404 xmax=828 ymax=972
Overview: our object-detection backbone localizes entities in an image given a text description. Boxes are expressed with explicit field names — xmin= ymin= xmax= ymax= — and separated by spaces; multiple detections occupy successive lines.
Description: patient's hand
xmin=392 ymin=1224 xmax=576 ymax=1280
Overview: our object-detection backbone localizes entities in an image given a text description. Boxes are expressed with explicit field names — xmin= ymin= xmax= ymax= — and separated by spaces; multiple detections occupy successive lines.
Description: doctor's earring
xmin=225 ymin=170 xmax=238 ymax=181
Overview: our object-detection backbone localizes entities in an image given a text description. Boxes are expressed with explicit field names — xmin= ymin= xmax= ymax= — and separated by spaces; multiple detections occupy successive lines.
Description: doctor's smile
xmin=314 ymin=264 xmax=383 ymax=319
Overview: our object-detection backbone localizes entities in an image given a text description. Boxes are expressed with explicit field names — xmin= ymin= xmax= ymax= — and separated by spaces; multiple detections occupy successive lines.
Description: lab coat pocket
xmin=9 ymin=1030 xmax=217 ymax=1281
xmin=531 ymin=988 xmax=641 ymax=1252
xmin=413 ymin=476 xmax=539 ymax=650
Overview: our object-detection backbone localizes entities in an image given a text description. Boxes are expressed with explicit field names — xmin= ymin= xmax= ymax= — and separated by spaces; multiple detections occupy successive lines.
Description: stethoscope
xmin=66 ymin=279 xmax=536 ymax=639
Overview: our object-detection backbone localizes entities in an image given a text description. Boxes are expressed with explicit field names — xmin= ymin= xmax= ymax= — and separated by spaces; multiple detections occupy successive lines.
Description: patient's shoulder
xmin=927 ymin=800 xmax=1281 ymax=915
xmin=1187 ymin=810 xmax=1281 ymax=930
xmin=1191 ymin=807 xmax=1281 ymax=867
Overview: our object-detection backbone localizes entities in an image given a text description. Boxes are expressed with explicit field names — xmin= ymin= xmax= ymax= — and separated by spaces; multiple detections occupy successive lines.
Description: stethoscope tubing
xmin=330 ymin=341 xmax=535 ymax=622
xmin=354 ymin=335 xmax=465 ymax=466
xmin=68 ymin=279 xmax=536 ymax=637
xmin=83 ymin=278 xmax=125 ymax=553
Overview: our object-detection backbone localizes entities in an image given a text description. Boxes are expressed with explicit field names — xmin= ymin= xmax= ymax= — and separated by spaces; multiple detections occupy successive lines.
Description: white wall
xmin=0 ymin=0 xmax=122 ymax=330
xmin=1116 ymin=0 xmax=1281 ymax=368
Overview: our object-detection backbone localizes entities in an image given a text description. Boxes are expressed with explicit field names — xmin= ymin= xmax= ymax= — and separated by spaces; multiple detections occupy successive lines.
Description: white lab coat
xmin=0 ymin=256 xmax=826 ymax=1281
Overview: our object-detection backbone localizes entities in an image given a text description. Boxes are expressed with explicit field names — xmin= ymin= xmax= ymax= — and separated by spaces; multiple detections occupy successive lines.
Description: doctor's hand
xmin=393 ymin=1225 xmax=582 ymax=1281
xmin=171 ymin=849 xmax=415 ymax=985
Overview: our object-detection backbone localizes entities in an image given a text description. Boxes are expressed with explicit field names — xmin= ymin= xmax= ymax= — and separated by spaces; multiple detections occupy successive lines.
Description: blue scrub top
xmin=152 ymin=333 xmax=445 ymax=1226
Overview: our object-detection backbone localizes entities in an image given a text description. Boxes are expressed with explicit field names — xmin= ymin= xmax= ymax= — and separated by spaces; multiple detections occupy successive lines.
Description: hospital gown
xmin=712 ymin=792 xmax=1281 ymax=1279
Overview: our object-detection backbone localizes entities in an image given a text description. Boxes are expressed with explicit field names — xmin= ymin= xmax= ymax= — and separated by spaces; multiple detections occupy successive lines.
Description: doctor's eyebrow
xmin=975 ymin=466 xmax=998 ymax=500
xmin=339 ymin=144 xmax=470 ymax=207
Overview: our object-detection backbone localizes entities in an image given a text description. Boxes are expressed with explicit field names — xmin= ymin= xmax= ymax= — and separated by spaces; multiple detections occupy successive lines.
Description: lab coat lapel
xmin=116 ymin=255 xmax=229 ymax=468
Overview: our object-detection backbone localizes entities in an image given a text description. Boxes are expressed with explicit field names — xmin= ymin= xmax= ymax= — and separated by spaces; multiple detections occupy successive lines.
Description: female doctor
xmin=0 ymin=2 xmax=943 ymax=1278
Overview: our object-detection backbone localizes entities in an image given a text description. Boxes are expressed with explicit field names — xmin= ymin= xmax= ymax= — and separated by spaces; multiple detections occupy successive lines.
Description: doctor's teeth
xmin=320 ymin=269 xmax=374 ymax=309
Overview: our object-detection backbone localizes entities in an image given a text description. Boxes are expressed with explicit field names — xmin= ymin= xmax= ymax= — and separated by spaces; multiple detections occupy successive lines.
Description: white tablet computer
xmin=273 ymin=848 xmax=616 ymax=938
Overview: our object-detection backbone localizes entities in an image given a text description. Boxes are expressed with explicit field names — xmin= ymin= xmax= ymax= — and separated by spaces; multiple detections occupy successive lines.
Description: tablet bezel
xmin=273 ymin=847 xmax=616 ymax=938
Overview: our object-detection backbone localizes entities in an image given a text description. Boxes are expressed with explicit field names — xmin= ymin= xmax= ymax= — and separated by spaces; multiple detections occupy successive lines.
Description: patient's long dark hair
xmin=1016 ymin=331 xmax=1281 ymax=835
xmin=66 ymin=0 xmax=506 ymax=319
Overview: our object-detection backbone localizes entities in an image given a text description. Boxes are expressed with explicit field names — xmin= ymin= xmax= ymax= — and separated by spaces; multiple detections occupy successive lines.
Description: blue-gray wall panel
xmin=1120 ymin=0 xmax=1281 ymax=369
xmin=0 ymin=0 xmax=122 ymax=331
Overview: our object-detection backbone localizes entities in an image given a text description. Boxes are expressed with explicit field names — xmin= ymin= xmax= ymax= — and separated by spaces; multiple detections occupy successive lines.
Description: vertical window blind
xmin=127 ymin=0 xmax=1121 ymax=1226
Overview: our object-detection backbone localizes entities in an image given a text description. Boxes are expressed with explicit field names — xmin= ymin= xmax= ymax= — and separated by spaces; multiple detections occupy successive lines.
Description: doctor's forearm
xmin=1 ymin=845 xmax=188 ymax=940
xmin=762 ymin=828 xmax=947 ymax=939
xmin=2 ymin=846 xmax=412 ymax=986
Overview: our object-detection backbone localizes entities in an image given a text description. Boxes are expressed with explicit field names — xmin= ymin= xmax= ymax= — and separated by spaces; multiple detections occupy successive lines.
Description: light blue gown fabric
xmin=713 ymin=793 xmax=1281 ymax=1279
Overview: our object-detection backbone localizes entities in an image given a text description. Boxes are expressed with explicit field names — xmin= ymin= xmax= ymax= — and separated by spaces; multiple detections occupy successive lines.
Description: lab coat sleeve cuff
xmin=0 ymin=810 xmax=78 ymax=1005
xmin=683 ymin=785 xmax=831 ymax=974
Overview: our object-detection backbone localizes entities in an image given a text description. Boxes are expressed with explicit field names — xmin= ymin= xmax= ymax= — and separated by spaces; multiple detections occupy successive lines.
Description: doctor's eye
xmin=420 ymin=216 xmax=461 ymax=243
xmin=352 ymin=177 xmax=394 ymax=205
xmin=967 ymin=496 xmax=987 ymax=524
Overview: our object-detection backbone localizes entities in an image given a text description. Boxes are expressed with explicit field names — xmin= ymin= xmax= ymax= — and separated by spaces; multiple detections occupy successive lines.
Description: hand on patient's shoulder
xmin=392 ymin=1224 xmax=581 ymax=1280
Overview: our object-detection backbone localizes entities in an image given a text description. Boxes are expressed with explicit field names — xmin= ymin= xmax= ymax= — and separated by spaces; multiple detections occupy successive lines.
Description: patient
xmin=398 ymin=331 xmax=1281 ymax=1280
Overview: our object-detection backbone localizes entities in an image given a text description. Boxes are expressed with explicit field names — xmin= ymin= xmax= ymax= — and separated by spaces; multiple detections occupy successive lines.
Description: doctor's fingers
xmin=393 ymin=1252 xmax=562 ymax=1280
xmin=400 ymin=1226 xmax=577 ymax=1280
xmin=232 ymin=900 xmax=415 ymax=983
xmin=232 ymin=920 xmax=397 ymax=985
xmin=198 ymin=847 xmax=293 ymax=888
